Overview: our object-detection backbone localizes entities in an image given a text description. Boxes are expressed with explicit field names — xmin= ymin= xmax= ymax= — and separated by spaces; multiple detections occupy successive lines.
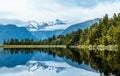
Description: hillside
xmin=62 ymin=18 xmax=100 ymax=35
xmin=31 ymin=29 xmax=64 ymax=40
xmin=0 ymin=24 xmax=36 ymax=43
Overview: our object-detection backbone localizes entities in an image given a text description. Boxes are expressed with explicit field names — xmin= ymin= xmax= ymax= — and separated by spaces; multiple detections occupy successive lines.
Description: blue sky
xmin=0 ymin=0 xmax=120 ymax=23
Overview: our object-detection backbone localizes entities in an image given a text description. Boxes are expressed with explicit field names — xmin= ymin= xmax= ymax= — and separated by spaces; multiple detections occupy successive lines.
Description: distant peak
xmin=26 ymin=19 xmax=67 ymax=31
xmin=55 ymin=19 xmax=66 ymax=25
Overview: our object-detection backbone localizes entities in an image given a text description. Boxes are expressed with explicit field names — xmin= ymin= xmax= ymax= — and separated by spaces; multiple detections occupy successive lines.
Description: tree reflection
xmin=3 ymin=48 xmax=120 ymax=76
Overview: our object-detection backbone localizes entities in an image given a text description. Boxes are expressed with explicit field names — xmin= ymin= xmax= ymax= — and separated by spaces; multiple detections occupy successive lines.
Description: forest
xmin=3 ymin=13 xmax=120 ymax=45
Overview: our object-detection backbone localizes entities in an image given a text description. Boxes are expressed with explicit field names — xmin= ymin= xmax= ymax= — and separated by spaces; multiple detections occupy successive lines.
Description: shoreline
xmin=0 ymin=45 xmax=119 ymax=51
xmin=0 ymin=45 xmax=67 ymax=48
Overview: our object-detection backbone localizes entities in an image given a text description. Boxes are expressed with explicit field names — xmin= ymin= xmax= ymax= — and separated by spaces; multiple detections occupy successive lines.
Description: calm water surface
xmin=0 ymin=48 xmax=119 ymax=76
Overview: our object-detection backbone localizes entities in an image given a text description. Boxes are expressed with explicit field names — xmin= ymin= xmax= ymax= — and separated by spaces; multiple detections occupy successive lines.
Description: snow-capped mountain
xmin=0 ymin=18 xmax=67 ymax=31
xmin=26 ymin=20 xmax=49 ymax=31
xmin=25 ymin=19 xmax=66 ymax=40
xmin=26 ymin=19 xmax=66 ymax=31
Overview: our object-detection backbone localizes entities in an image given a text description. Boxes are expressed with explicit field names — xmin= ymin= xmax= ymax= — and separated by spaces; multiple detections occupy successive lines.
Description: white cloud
xmin=41 ymin=24 xmax=70 ymax=30
xmin=0 ymin=0 xmax=120 ymax=24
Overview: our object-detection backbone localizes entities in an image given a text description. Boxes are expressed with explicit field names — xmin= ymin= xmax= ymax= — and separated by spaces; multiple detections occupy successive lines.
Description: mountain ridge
xmin=0 ymin=24 xmax=36 ymax=43
xmin=62 ymin=18 xmax=100 ymax=35
xmin=0 ymin=18 xmax=100 ymax=42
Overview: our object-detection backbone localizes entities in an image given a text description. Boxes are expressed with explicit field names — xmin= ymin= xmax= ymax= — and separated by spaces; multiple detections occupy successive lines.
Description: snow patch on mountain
xmin=26 ymin=19 xmax=68 ymax=31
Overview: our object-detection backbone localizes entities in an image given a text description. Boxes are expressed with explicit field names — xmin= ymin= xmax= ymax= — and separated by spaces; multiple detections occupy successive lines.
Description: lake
xmin=0 ymin=48 xmax=119 ymax=76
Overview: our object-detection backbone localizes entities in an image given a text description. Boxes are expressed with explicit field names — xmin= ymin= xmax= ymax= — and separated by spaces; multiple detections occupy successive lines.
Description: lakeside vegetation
xmin=2 ymin=13 xmax=120 ymax=46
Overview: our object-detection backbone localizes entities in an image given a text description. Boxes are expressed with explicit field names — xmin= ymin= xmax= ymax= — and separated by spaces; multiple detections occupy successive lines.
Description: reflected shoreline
xmin=0 ymin=45 xmax=119 ymax=51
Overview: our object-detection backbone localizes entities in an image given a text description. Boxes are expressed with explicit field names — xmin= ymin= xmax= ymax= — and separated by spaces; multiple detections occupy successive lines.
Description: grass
xmin=0 ymin=45 xmax=67 ymax=48
xmin=0 ymin=45 xmax=119 ymax=51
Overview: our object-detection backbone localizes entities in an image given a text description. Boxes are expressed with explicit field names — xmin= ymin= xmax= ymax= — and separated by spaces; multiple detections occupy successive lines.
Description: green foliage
xmin=48 ymin=13 xmax=120 ymax=45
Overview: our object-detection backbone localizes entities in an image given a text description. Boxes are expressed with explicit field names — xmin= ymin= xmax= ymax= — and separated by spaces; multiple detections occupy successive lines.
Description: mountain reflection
xmin=0 ymin=48 xmax=120 ymax=76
